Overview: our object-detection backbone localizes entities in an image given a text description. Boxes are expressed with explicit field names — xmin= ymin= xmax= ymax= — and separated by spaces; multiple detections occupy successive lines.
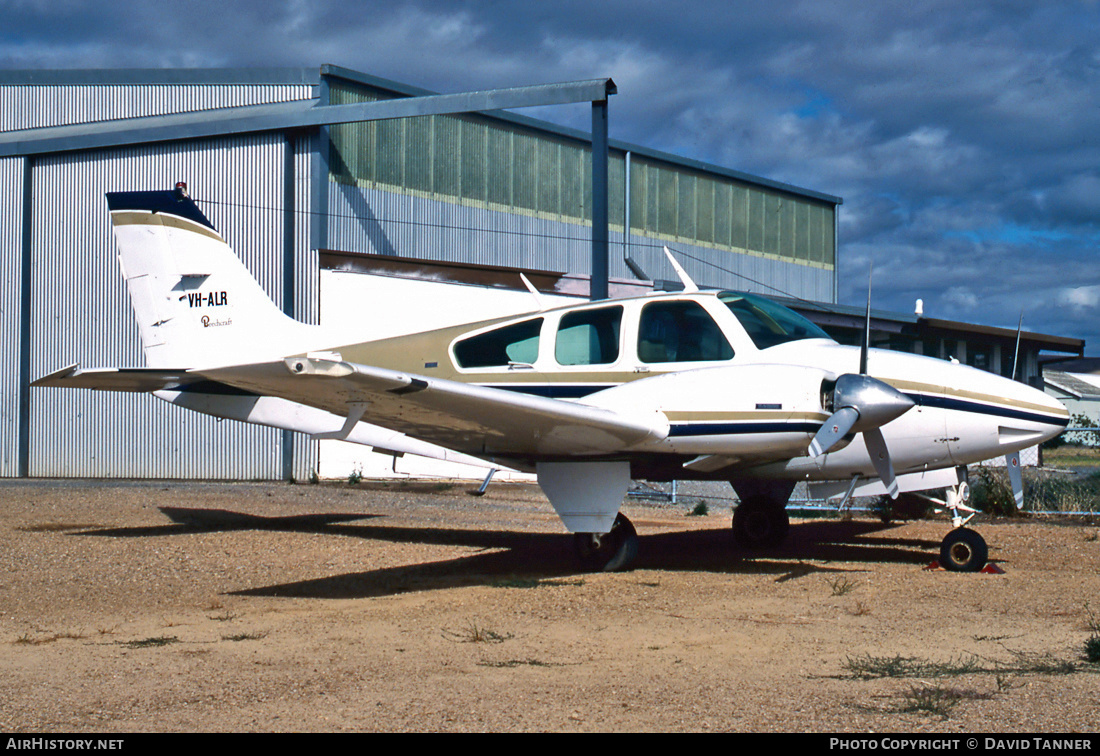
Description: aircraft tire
xmin=939 ymin=528 xmax=988 ymax=572
xmin=574 ymin=513 xmax=638 ymax=572
xmin=732 ymin=500 xmax=789 ymax=549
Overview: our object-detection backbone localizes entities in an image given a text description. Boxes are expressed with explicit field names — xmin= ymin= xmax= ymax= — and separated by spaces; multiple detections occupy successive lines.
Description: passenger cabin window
xmin=719 ymin=292 xmax=831 ymax=350
xmin=637 ymin=301 xmax=734 ymax=363
xmin=453 ymin=318 xmax=542 ymax=368
xmin=556 ymin=306 xmax=623 ymax=366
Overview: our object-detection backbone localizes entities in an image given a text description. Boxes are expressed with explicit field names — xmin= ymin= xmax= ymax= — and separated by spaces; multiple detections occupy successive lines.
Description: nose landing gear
xmin=939 ymin=527 xmax=989 ymax=572
xmin=935 ymin=471 xmax=990 ymax=572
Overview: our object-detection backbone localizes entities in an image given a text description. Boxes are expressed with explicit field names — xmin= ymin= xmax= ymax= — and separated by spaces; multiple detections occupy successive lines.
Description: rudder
xmin=107 ymin=187 xmax=319 ymax=368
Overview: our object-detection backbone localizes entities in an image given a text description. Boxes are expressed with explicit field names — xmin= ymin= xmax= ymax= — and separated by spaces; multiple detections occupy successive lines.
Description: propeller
xmin=809 ymin=373 xmax=915 ymax=497
xmin=1005 ymin=312 xmax=1025 ymax=509
xmin=808 ymin=264 xmax=915 ymax=498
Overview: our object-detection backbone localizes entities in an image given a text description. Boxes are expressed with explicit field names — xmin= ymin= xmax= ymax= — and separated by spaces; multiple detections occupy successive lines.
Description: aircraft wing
xmin=32 ymin=364 xmax=192 ymax=392
xmin=33 ymin=362 xmax=524 ymax=469
xmin=196 ymin=356 xmax=670 ymax=458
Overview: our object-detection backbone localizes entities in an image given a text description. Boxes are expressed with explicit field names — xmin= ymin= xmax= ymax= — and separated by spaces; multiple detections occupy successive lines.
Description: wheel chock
xmin=923 ymin=560 xmax=1005 ymax=573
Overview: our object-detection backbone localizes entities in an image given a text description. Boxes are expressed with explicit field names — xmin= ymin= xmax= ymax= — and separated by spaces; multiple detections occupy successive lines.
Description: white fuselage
xmin=414 ymin=290 xmax=1068 ymax=480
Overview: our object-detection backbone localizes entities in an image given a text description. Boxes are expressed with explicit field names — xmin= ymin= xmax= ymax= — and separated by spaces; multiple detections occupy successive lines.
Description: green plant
xmin=347 ymin=466 xmax=363 ymax=486
xmin=1084 ymin=636 xmax=1100 ymax=664
xmin=443 ymin=620 xmax=514 ymax=644
xmin=843 ymin=654 xmax=982 ymax=679
xmin=970 ymin=466 xmax=1018 ymax=517
xmin=688 ymin=500 xmax=709 ymax=516
xmin=223 ymin=631 xmax=268 ymax=642
xmin=123 ymin=636 xmax=179 ymax=649
xmin=897 ymin=685 xmax=991 ymax=718
xmin=827 ymin=576 xmax=858 ymax=596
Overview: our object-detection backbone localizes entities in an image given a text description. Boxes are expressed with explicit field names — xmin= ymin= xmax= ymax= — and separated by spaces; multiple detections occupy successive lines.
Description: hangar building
xmin=0 ymin=66 xmax=1077 ymax=481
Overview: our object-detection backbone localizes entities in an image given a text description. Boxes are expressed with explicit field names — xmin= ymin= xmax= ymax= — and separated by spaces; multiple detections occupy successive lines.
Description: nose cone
xmin=940 ymin=363 xmax=1070 ymax=456
xmin=999 ymin=376 xmax=1070 ymax=446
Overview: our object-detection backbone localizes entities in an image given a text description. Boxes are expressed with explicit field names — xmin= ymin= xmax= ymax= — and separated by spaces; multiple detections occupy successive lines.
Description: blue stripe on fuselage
xmin=669 ymin=422 xmax=821 ymax=437
xmin=905 ymin=393 xmax=1068 ymax=428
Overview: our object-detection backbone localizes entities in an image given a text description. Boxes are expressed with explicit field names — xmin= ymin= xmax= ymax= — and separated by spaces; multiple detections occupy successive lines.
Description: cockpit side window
xmin=637 ymin=301 xmax=734 ymax=363
xmin=453 ymin=318 xmax=543 ymax=368
xmin=555 ymin=306 xmax=622 ymax=366
xmin=719 ymin=292 xmax=832 ymax=350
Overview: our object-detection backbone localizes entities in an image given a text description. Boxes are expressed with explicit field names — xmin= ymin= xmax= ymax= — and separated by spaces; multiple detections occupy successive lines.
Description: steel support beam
xmin=18 ymin=157 xmax=32 ymax=477
xmin=591 ymin=99 xmax=610 ymax=301
xmin=281 ymin=135 xmax=296 ymax=482
xmin=0 ymin=79 xmax=618 ymax=158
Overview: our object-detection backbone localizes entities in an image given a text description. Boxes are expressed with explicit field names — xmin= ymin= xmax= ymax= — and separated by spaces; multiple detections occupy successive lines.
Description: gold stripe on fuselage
xmin=884 ymin=378 xmax=1069 ymax=419
xmin=664 ymin=410 xmax=829 ymax=423
xmin=110 ymin=210 xmax=225 ymax=243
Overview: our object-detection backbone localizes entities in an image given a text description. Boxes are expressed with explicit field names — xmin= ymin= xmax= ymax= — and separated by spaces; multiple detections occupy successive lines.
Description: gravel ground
xmin=0 ymin=478 xmax=1097 ymax=733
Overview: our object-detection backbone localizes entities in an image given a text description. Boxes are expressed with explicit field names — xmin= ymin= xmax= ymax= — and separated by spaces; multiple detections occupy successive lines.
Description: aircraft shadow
xmin=71 ymin=507 xmax=943 ymax=599
xmin=230 ymin=517 xmax=943 ymax=600
xmin=73 ymin=507 xmax=384 ymax=538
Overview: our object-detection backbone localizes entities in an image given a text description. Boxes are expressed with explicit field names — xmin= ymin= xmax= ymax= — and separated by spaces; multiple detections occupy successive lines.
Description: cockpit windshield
xmin=718 ymin=291 xmax=833 ymax=350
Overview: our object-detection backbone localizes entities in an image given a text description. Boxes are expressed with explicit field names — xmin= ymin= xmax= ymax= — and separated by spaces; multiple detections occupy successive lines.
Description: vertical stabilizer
xmin=106 ymin=189 xmax=319 ymax=368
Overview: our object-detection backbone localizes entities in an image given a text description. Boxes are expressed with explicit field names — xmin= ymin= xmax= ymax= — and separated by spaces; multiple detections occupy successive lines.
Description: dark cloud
xmin=3 ymin=0 xmax=1099 ymax=350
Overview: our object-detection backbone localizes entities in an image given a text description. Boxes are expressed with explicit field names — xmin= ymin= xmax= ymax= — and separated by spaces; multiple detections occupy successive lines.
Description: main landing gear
xmin=573 ymin=513 xmax=638 ymax=572
xmin=732 ymin=498 xmax=790 ymax=549
xmin=730 ymin=480 xmax=795 ymax=549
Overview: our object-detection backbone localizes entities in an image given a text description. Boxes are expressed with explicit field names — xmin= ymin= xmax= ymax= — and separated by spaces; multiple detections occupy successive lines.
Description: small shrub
xmin=897 ymin=685 xmax=991 ymax=718
xmin=827 ymin=576 xmax=858 ymax=596
xmin=688 ymin=500 xmax=709 ymax=516
xmin=970 ymin=467 xmax=1018 ymax=517
xmin=123 ymin=636 xmax=179 ymax=649
xmin=442 ymin=620 xmax=513 ymax=644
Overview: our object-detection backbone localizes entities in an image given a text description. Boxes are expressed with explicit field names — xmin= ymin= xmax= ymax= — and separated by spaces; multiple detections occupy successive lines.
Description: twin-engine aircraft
xmin=34 ymin=187 xmax=1070 ymax=572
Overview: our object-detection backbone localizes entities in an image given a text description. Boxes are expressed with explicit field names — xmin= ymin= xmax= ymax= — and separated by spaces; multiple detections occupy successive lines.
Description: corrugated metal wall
xmin=290 ymin=135 xmax=320 ymax=481
xmin=28 ymin=135 xmax=302 ymax=478
xmin=325 ymin=77 xmax=836 ymax=302
xmin=326 ymin=183 xmax=834 ymax=303
xmin=0 ymin=83 xmax=312 ymax=132
xmin=0 ymin=157 xmax=24 ymax=477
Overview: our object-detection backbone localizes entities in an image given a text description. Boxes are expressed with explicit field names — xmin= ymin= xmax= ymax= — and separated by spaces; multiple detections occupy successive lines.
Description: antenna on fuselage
xmin=1011 ymin=310 xmax=1024 ymax=382
xmin=519 ymin=273 xmax=549 ymax=312
xmin=663 ymin=247 xmax=699 ymax=293
xmin=860 ymin=262 xmax=872 ymax=375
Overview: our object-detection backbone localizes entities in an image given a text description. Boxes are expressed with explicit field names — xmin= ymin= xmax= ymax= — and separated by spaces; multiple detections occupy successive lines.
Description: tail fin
xmin=107 ymin=188 xmax=319 ymax=368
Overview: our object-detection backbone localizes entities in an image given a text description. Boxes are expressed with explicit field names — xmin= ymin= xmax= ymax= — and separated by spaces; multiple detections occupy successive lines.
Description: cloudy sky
xmin=4 ymin=0 xmax=1099 ymax=353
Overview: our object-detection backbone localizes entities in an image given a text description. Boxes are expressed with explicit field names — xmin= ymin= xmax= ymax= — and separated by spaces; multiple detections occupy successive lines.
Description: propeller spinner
xmin=808 ymin=264 xmax=915 ymax=498
xmin=809 ymin=373 xmax=915 ymax=497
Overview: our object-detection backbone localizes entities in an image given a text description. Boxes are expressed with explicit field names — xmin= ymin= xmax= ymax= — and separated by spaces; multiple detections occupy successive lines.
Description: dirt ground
xmin=0 ymin=478 xmax=1097 ymax=733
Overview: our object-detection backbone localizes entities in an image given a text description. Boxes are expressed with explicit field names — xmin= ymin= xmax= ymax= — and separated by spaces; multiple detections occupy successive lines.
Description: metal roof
xmin=0 ymin=64 xmax=842 ymax=206
xmin=1044 ymin=371 xmax=1100 ymax=399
